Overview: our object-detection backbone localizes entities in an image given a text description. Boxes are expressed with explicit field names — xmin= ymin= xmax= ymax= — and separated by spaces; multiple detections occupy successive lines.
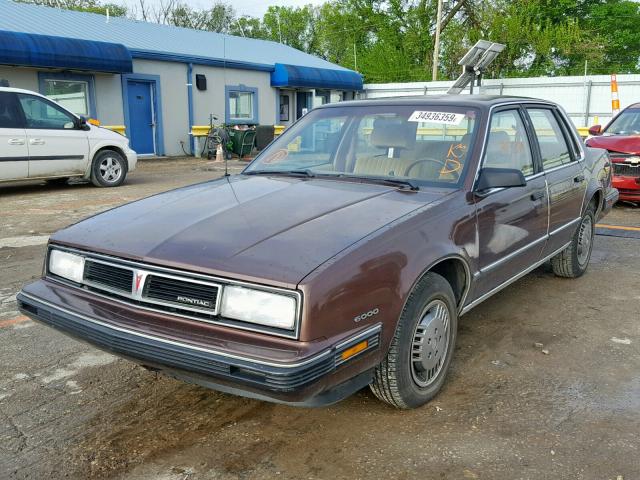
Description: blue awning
xmin=271 ymin=63 xmax=363 ymax=90
xmin=0 ymin=30 xmax=132 ymax=73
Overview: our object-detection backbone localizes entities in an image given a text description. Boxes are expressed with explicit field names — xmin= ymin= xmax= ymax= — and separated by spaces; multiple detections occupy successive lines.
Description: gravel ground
xmin=1 ymin=157 xmax=638 ymax=480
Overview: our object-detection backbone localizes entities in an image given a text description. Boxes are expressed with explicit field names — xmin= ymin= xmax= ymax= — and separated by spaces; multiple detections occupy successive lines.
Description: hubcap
xmin=411 ymin=299 xmax=451 ymax=388
xmin=577 ymin=215 xmax=593 ymax=266
xmin=99 ymin=157 xmax=122 ymax=183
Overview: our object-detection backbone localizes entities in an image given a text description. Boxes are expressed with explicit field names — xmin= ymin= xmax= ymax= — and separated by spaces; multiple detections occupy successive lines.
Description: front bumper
xmin=17 ymin=289 xmax=380 ymax=406
xmin=613 ymin=175 xmax=640 ymax=201
xmin=125 ymin=149 xmax=138 ymax=172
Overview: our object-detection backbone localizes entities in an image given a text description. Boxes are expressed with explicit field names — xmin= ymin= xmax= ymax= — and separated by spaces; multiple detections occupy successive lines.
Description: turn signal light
xmin=88 ymin=118 xmax=101 ymax=126
xmin=340 ymin=340 xmax=369 ymax=361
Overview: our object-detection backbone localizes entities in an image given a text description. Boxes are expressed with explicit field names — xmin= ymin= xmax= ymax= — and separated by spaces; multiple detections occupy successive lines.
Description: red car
xmin=587 ymin=104 xmax=640 ymax=202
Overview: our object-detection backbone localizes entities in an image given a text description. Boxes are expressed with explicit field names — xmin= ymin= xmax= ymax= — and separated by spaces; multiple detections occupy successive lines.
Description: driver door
xmin=17 ymin=94 xmax=89 ymax=178
xmin=472 ymin=107 xmax=548 ymax=299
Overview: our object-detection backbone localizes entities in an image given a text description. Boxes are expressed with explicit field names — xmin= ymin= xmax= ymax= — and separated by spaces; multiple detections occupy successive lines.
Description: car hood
xmin=586 ymin=134 xmax=640 ymax=155
xmin=51 ymin=175 xmax=450 ymax=288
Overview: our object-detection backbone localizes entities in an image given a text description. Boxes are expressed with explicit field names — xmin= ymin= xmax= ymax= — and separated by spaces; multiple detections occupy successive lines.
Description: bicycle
xmin=202 ymin=114 xmax=232 ymax=160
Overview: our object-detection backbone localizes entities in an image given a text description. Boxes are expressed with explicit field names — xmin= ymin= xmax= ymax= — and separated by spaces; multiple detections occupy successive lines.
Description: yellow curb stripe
xmin=596 ymin=224 xmax=640 ymax=232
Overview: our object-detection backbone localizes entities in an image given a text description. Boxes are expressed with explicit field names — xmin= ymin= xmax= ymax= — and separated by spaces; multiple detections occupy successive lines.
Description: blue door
xmin=127 ymin=81 xmax=155 ymax=154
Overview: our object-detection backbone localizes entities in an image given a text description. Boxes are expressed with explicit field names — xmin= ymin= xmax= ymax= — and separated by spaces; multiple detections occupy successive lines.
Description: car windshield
xmin=604 ymin=108 xmax=640 ymax=135
xmin=244 ymin=104 xmax=480 ymax=188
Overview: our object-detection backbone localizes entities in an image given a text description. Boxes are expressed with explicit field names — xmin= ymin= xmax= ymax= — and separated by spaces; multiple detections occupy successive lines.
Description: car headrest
xmin=370 ymin=119 xmax=416 ymax=149
xmin=486 ymin=131 xmax=511 ymax=153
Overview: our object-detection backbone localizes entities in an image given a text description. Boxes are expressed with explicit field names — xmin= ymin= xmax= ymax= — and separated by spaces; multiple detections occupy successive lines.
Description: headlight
xmin=49 ymin=249 xmax=85 ymax=283
xmin=220 ymin=285 xmax=297 ymax=330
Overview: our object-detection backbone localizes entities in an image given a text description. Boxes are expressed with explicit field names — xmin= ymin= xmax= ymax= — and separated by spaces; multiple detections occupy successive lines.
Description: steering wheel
xmin=404 ymin=157 xmax=449 ymax=179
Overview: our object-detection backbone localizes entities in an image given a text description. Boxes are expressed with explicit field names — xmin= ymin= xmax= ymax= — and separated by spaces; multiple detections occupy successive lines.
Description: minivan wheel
xmin=370 ymin=272 xmax=458 ymax=409
xmin=91 ymin=150 xmax=127 ymax=187
xmin=550 ymin=205 xmax=595 ymax=278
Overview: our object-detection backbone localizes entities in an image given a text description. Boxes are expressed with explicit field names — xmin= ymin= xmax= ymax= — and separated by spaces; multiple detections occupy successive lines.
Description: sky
xmin=120 ymin=0 xmax=325 ymax=18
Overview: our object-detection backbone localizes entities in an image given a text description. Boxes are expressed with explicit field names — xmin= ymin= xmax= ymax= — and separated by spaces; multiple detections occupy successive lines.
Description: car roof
xmin=320 ymin=94 xmax=556 ymax=110
xmin=0 ymin=86 xmax=43 ymax=96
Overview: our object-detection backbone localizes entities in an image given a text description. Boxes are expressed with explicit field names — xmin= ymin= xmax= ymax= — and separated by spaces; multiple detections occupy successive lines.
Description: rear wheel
xmin=370 ymin=272 xmax=458 ymax=409
xmin=91 ymin=150 xmax=127 ymax=187
xmin=551 ymin=206 xmax=595 ymax=278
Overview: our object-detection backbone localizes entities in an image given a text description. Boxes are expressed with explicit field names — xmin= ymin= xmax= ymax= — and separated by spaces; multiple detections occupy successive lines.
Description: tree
xmin=16 ymin=0 xmax=126 ymax=16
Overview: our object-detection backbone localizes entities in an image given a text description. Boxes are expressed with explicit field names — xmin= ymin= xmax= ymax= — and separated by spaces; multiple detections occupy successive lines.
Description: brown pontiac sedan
xmin=18 ymin=96 xmax=618 ymax=409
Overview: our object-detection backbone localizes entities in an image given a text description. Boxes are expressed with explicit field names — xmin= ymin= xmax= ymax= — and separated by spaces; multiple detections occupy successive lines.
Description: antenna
xmin=223 ymin=33 xmax=229 ymax=177
xmin=447 ymin=40 xmax=505 ymax=95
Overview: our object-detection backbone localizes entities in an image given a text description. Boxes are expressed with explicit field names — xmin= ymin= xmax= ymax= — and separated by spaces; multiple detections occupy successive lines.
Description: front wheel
xmin=91 ymin=150 xmax=128 ymax=187
xmin=550 ymin=206 xmax=595 ymax=278
xmin=370 ymin=272 xmax=458 ymax=409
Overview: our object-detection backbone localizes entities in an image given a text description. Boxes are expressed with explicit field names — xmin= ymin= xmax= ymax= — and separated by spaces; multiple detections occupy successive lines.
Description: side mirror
xmin=588 ymin=125 xmax=602 ymax=136
xmin=77 ymin=116 xmax=91 ymax=131
xmin=475 ymin=167 xmax=526 ymax=192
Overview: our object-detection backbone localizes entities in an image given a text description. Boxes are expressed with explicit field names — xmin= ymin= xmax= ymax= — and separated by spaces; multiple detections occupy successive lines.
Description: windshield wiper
xmin=336 ymin=174 xmax=420 ymax=191
xmin=243 ymin=169 xmax=315 ymax=178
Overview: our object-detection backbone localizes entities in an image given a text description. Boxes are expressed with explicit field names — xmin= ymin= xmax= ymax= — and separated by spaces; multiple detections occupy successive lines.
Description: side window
xmin=527 ymin=108 xmax=572 ymax=169
xmin=17 ymin=94 xmax=76 ymax=130
xmin=0 ymin=92 xmax=24 ymax=128
xmin=484 ymin=109 xmax=534 ymax=176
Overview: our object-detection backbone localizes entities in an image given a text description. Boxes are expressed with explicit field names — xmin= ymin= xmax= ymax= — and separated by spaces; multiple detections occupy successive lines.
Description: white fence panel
xmin=363 ymin=74 xmax=640 ymax=128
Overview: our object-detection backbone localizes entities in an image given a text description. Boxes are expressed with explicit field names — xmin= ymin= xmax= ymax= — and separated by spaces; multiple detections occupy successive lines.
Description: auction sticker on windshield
xmin=408 ymin=111 xmax=466 ymax=125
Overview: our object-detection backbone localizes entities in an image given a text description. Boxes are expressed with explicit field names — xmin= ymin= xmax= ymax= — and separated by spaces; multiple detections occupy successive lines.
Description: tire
xmin=90 ymin=150 xmax=127 ymax=187
xmin=550 ymin=205 xmax=595 ymax=278
xmin=45 ymin=177 xmax=70 ymax=186
xmin=370 ymin=272 xmax=458 ymax=409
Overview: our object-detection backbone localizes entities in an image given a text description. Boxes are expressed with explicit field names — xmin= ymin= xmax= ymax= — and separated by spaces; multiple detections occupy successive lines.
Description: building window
xmin=43 ymin=79 xmax=89 ymax=115
xmin=279 ymin=94 xmax=290 ymax=122
xmin=38 ymin=72 xmax=96 ymax=118
xmin=315 ymin=90 xmax=330 ymax=105
xmin=225 ymin=85 xmax=258 ymax=124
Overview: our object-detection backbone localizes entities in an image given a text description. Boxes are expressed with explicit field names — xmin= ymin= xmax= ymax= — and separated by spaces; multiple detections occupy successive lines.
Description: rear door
xmin=0 ymin=91 xmax=28 ymax=181
xmin=473 ymin=107 xmax=548 ymax=299
xmin=17 ymin=93 xmax=89 ymax=178
xmin=524 ymin=106 xmax=586 ymax=255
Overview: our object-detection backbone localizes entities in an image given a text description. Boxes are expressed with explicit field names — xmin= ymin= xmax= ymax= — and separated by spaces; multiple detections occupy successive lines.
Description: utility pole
xmin=432 ymin=0 xmax=443 ymax=81
xmin=354 ymin=42 xmax=358 ymax=71
xmin=276 ymin=13 xmax=283 ymax=44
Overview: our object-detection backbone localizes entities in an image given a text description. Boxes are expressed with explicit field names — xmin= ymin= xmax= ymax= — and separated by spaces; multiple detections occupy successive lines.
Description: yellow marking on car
xmin=341 ymin=340 xmax=369 ymax=361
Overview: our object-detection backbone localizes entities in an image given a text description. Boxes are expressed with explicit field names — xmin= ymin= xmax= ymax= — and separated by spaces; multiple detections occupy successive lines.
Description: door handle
xmin=574 ymin=174 xmax=585 ymax=183
xmin=29 ymin=138 xmax=45 ymax=145
xmin=8 ymin=138 xmax=25 ymax=145
xmin=530 ymin=191 xmax=545 ymax=201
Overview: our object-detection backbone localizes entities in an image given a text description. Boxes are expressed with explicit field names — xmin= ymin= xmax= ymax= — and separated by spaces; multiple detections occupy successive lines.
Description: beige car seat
xmin=353 ymin=120 xmax=417 ymax=177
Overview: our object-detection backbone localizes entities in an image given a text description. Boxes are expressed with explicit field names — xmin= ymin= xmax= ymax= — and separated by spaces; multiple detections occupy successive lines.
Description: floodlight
xmin=447 ymin=40 xmax=505 ymax=95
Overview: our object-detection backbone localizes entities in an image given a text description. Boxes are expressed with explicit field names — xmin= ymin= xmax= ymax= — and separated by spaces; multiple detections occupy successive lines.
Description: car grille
xmin=144 ymin=275 xmax=219 ymax=312
xmin=613 ymin=162 xmax=640 ymax=177
xmin=81 ymin=258 xmax=221 ymax=318
xmin=84 ymin=260 xmax=133 ymax=293
xmin=48 ymin=248 xmax=300 ymax=339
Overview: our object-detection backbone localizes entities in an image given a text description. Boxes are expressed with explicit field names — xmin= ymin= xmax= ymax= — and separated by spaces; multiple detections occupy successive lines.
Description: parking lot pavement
xmin=1 ymin=157 xmax=639 ymax=480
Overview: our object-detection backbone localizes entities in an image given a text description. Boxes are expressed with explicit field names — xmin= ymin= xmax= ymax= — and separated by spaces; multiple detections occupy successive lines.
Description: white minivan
xmin=0 ymin=87 xmax=137 ymax=187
